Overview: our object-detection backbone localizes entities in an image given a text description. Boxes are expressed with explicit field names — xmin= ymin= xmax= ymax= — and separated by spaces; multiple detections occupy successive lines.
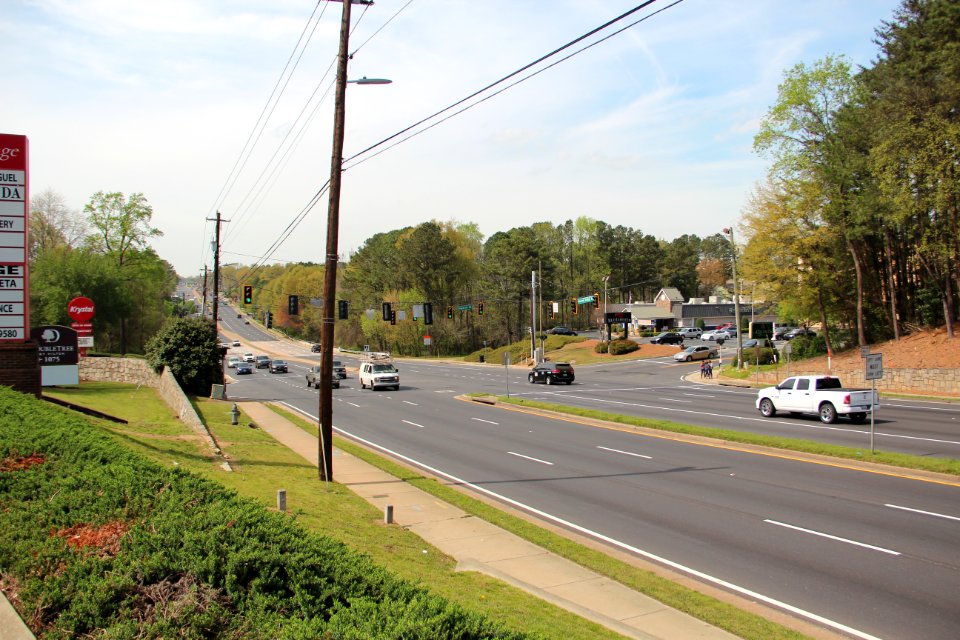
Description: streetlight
xmin=601 ymin=275 xmax=610 ymax=341
xmin=319 ymin=0 xmax=385 ymax=482
xmin=723 ymin=227 xmax=743 ymax=369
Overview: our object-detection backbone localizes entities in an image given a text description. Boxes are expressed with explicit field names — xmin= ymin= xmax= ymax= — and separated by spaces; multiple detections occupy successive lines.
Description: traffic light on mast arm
xmin=477 ymin=301 xmax=484 ymax=316
xmin=243 ymin=285 xmax=253 ymax=305
xmin=570 ymin=298 xmax=578 ymax=315
xmin=288 ymin=294 xmax=299 ymax=315
xmin=594 ymin=292 xmax=600 ymax=309
xmin=446 ymin=305 xmax=454 ymax=319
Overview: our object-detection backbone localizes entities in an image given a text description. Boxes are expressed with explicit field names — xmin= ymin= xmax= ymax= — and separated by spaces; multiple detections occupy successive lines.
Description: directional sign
xmin=865 ymin=353 xmax=883 ymax=380
xmin=577 ymin=295 xmax=596 ymax=305
xmin=457 ymin=304 xmax=472 ymax=311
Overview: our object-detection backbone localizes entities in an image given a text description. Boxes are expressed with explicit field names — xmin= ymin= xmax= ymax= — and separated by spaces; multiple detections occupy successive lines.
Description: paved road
xmin=216 ymin=315 xmax=960 ymax=640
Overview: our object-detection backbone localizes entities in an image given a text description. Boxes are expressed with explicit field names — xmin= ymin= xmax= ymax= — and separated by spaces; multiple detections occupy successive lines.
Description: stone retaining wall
xmin=78 ymin=357 xmax=228 ymax=467
xmin=744 ymin=364 xmax=960 ymax=397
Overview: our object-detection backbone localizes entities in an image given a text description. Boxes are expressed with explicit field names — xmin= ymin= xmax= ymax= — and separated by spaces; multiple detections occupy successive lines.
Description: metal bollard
xmin=277 ymin=489 xmax=286 ymax=512
xmin=384 ymin=504 xmax=393 ymax=524
xmin=230 ymin=403 xmax=239 ymax=425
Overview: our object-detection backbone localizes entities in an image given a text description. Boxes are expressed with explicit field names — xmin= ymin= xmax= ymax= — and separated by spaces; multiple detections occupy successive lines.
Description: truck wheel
xmin=819 ymin=402 xmax=838 ymax=424
xmin=759 ymin=398 xmax=776 ymax=417
xmin=849 ymin=412 xmax=867 ymax=424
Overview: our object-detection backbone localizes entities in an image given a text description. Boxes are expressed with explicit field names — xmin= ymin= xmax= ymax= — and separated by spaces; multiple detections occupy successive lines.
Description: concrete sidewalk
xmin=239 ymin=402 xmax=740 ymax=640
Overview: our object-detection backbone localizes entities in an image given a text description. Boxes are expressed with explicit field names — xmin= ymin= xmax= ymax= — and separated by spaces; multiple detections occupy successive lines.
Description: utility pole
xmin=207 ymin=211 xmax=227 ymax=327
xmin=724 ymin=227 xmax=743 ymax=368
xmin=202 ymin=266 xmax=208 ymax=317
xmin=530 ymin=270 xmax=537 ymax=363
xmin=319 ymin=0 xmax=371 ymax=482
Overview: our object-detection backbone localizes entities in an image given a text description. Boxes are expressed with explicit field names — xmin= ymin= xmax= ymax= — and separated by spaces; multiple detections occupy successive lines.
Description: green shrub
xmin=594 ymin=341 xmax=608 ymax=354
xmin=789 ymin=335 xmax=828 ymax=359
xmin=608 ymin=339 xmax=639 ymax=355
xmin=739 ymin=347 xmax=779 ymax=366
xmin=145 ymin=316 xmax=222 ymax=395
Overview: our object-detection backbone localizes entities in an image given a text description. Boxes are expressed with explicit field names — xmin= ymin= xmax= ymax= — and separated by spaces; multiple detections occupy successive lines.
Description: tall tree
xmin=28 ymin=188 xmax=87 ymax=260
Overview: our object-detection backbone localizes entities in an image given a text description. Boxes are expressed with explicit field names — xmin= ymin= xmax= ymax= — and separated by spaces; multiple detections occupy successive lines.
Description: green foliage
xmin=594 ymin=341 xmax=608 ymax=354
xmin=786 ymin=335 xmax=828 ymax=359
xmin=608 ymin=339 xmax=639 ymax=355
xmin=739 ymin=347 xmax=779 ymax=366
xmin=0 ymin=388 xmax=529 ymax=639
xmin=145 ymin=316 xmax=222 ymax=395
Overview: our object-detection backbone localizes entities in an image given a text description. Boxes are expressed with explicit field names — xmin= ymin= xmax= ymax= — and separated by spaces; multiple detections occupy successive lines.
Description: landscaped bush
xmin=608 ymin=339 xmax=639 ymax=355
xmin=738 ymin=347 xmax=779 ymax=366
xmin=594 ymin=341 xmax=608 ymax=353
xmin=0 ymin=388 xmax=529 ymax=639
xmin=788 ymin=335 xmax=828 ymax=359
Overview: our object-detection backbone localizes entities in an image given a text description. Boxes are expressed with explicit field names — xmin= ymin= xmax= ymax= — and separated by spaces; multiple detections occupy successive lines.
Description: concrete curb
xmin=0 ymin=591 xmax=34 ymax=640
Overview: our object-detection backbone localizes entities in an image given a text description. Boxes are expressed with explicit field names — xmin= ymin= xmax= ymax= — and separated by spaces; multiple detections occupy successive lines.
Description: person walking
xmin=700 ymin=361 xmax=706 ymax=378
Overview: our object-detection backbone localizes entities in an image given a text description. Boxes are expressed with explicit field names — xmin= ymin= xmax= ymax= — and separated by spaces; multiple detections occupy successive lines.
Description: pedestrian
xmin=705 ymin=361 xmax=713 ymax=379
xmin=700 ymin=361 xmax=706 ymax=378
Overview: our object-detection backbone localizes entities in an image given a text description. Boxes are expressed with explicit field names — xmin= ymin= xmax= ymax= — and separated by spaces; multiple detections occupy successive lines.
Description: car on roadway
xmin=742 ymin=338 xmax=775 ymax=349
xmin=677 ymin=327 xmax=702 ymax=339
xmin=244 ymin=320 xmax=250 ymax=324
xmin=231 ymin=340 xmax=241 ymax=347
xmin=236 ymin=313 xmax=242 ymax=318
xmin=359 ymin=361 xmax=400 ymax=390
xmin=528 ymin=362 xmax=575 ymax=385
xmin=332 ymin=360 xmax=347 ymax=379
xmin=701 ymin=330 xmax=730 ymax=342
xmin=306 ymin=365 xmax=340 ymax=389
xmin=673 ymin=345 xmax=717 ymax=362
xmin=649 ymin=331 xmax=684 ymax=345
xmin=234 ymin=362 xmax=253 ymax=375
xmin=255 ymin=355 xmax=271 ymax=369
xmin=547 ymin=326 xmax=578 ymax=336
xmin=268 ymin=359 xmax=288 ymax=373
xmin=242 ymin=352 xmax=255 ymax=362
xmin=227 ymin=356 xmax=241 ymax=369
xmin=784 ymin=327 xmax=816 ymax=340
xmin=310 ymin=343 xmax=321 ymax=353
xmin=773 ymin=326 xmax=795 ymax=340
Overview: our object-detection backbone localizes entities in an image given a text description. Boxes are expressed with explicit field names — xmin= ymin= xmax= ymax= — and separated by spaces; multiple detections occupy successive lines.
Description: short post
xmin=277 ymin=489 xmax=286 ymax=512
xmin=230 ymin=403 xmax=240 ymax=425
xmin=384 ymin=504 xmax=394 ymax=524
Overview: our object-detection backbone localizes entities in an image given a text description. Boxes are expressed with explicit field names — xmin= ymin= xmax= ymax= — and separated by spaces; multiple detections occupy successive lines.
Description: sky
xmin=3 ymin=0 xmax=902 ymax=277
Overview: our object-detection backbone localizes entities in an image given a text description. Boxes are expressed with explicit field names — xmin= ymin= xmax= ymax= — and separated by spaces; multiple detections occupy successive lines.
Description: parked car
xmin=649 ymin=332 xmax=684 ymax=345
xmin=332 ymin=360 xmax=347 ymax=379
xmin=305 ymin=366 xmax=340 ymax=389
xmin=701 ymin=330 xmax=730 ymax=342
xmin=268 ymin=359 xmax=288 ymax=373
xmin=756 ymin=375 xmax=879 ymax=424
xmin=231 ymin=340 xmax=241 ymax=347
xmin=310 ymin=343 xmax=321 ymax=353
xmin=672 ymin=345 xmax=717 ymax=362
xmin=784 ymin=327 xmax=816 ymax=340
xmin=227 ymin=356 xmax=241 ymax=369
xmin=242 ymin=352 xmax=255 ymax=362
xmin=255 ymin=355 xmax=271 ymax=369
xmin=773 ymin=326 xmax=795 ymax=340
xmin=716 ymin=322 xmax=736 ymax=331
xmin=677 ymin=327 xmax=702 ymax=339
xmin=742 ymin=338 xmax=775 ymax=349
xmin=234 ymin=362 xmax=253 ymax=375
xmin=547 ymin=327 xmax=577 ymax=336
xmin=528 ymin=362 xmax=575 ymax=385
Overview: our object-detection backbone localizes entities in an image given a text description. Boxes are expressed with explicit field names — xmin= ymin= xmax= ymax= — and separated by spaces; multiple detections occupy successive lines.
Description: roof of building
xmin=657 ymin=287 xmax=685 ymax=303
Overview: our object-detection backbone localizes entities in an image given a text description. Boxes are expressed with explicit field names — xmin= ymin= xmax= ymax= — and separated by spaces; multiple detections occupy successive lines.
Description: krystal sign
xmin=67 ymin=297 xmax=96 ymax=323
xmin=0 ymin=133 xmax=28 ymax=341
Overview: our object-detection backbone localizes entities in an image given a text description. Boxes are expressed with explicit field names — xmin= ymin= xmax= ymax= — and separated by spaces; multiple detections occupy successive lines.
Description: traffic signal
xmin=390 ymin=310 xmax=397 ymax=325
xmin=423 ymin=302 xmax=433 ymax=325
xmin=594 ymin=292 xmax=600 ymax=309
xmin=265 ymin=311 xmax=273 ymax=328
xmin=446 ymin=305 xmax=454 ymax=319
xmin=288 ymin=294 xmax=299 ymax=315
xmin=477 ymin=301 xmax=484 ymax=316
xmin=570 ymin=298 xmax=578 ymax=315
xmin=243 ymin=285 xmax=252 ymax=305
xmin=382 ymin=302 xmax=391 ymax=322
xmin=338 ymin=299 xmax=348 ymax=320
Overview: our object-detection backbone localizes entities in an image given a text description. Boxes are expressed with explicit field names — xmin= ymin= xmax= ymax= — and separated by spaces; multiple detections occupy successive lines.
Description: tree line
xmin=743 ymin=0 xmax=959 ymax=353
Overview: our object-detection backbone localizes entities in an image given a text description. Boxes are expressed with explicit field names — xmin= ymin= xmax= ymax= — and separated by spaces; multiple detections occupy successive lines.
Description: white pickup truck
xmin=756 ymin=375 xmax=879 ymax=424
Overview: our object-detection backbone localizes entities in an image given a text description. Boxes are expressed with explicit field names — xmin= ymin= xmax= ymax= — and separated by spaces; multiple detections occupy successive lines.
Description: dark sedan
xmin=784 ymin=327 xmax=816 ymax=340
xmin=649 ymin=332 xmax=684 ymax=345
xmin=528 ymin=362 xmax=575 ymax=385
xmin=547 ymin=327 xmax=577 ymax=336
xmin=234 ymin=362 xmax=253 ymax=375
xmin=269 ymin=359 xmax=288 ymax=373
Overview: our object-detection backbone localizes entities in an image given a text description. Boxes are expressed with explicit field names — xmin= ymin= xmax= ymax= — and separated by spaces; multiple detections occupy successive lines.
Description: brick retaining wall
xmin=744 ymin=364 xmax=960 ymax=397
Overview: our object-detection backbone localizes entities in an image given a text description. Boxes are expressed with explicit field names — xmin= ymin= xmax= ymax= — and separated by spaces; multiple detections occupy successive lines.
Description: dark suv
xmin=528 ymin=362 xmax=575 ymax=385
xmin=650 ymin=332 xmax=684 ymax=345
xmin=547 ymin=327 xmax=577 ymax=336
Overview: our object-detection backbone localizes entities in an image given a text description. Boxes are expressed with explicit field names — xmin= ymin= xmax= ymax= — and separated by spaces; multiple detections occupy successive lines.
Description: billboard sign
xmin=0 ymin=133 xmax=28 ymax=341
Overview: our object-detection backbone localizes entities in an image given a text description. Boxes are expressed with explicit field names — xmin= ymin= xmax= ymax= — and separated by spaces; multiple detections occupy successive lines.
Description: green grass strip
xmin=268 ymin=404 xmax=811 ymax=640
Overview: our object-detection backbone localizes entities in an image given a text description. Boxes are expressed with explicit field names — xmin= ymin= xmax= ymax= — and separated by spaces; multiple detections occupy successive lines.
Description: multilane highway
xmin=219 ymin=314 xmax=960 ymax=640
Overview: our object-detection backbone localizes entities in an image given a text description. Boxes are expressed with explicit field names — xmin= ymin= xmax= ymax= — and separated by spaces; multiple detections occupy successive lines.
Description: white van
xmin=359 ymin=359 xmax=400 ymax=391
xmin=677 ymin=327 xmax=702 ymax=339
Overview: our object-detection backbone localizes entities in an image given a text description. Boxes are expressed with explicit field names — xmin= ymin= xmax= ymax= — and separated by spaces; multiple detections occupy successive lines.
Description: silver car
xmin=673 ymin=345 xmax=717 ymax=362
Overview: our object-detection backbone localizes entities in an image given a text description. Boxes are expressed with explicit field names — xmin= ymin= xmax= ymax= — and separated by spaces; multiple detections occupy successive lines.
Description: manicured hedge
xmin=608 ymin=339 xmax=639 ymax=355
xmin=0 ymin=388 xmax=530 ymax=639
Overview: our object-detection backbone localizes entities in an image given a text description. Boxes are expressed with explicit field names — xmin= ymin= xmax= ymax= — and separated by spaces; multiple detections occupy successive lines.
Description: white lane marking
xmin=472 ymin=418 xmax=499 ymax=425
xmin=684 ymin=393 xmax=715 ymax=398
xmin=885 ymin=504 xmax=960 ymax=522
xmin=303 ymin=420 xmax=885 ymax=640
xmin=555 ymin=393 xmax=960 ymax=447
xmin=764 ymin=520 xmax=900 ymax=556
xmin=507 ymin=451 xmax=554 ymax=466
xmin=347 ymin=402 xmax=361 ymax=407
xmin=434 ymin=390 xmax=456 ymax=393
xmin=402 ymin=400 xmax=418 ymax=406
xmin=402 ymin=420 xmax=425 ymax=429
xmin=657 ymin=397 xmax=692 ymax=403
xmin=597 ymin=446 xmax=652 ymax=459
